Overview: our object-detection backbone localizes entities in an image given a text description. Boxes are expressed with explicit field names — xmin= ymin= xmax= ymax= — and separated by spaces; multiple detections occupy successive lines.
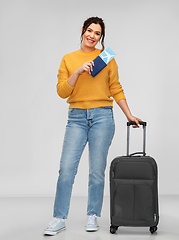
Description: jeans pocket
xmin=99 ymin=107 xmax=114 ymax=119
xmin=68 ymin=108 xmax=74 ymax=113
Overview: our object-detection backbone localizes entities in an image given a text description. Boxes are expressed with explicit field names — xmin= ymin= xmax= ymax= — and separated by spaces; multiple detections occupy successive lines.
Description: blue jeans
xmin=53 ymin=107 xmax=115 ymax=219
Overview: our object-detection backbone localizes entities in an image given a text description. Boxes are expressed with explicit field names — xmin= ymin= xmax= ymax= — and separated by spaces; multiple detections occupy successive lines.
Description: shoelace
xmin=48 ymin=218 xmax=61 ymax=228
xmin=87 ymin=215 xmax=97 ymax=225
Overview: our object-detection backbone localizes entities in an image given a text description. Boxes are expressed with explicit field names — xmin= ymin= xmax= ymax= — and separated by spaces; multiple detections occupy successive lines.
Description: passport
xmin=91 ymin=47 xmax=116 ymax=77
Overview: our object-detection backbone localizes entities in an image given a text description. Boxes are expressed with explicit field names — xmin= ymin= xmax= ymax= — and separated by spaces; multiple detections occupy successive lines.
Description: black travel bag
xmin=109 ymin=121 xmax=159 ymax=234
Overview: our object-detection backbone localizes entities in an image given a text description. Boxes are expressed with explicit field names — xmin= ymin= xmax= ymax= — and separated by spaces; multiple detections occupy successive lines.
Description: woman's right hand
xmin=76 ymin=60 xmax=94 ymax=75
xmin=67 ymin=60 xmax=94 ymax=87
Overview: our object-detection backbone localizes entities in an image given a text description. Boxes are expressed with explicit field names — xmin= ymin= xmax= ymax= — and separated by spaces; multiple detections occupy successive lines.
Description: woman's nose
xmin=90 ymin=32 xmax=94 ymax=38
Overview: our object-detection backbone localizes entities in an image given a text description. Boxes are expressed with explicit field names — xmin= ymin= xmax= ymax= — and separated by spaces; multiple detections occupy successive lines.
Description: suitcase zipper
xmin=154 ymin=214 xmax=157 ymax=222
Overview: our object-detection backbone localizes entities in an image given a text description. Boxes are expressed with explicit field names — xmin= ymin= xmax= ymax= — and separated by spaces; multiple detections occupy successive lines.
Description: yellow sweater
xmin=57 ymin=49 xmax=126 ymax=109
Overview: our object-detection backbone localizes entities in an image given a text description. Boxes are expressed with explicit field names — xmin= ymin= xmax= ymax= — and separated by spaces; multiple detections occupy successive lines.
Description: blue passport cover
xmin=91 ymin=56 xmax=107 ymax=77
xmin=91 ymin=47 xmax=116 ymax=77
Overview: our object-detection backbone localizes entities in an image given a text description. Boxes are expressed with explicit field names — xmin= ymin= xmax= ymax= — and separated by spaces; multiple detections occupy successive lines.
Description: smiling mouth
xmin=87 ymin=38 xmax=95 ymax=43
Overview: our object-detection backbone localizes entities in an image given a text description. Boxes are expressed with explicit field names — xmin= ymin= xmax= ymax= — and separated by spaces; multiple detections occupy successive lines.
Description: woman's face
xmin=82 ymin=23 xmax=102 ymax=50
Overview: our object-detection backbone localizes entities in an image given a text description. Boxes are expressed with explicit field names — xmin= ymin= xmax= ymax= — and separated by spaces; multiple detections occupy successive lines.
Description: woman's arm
xmin=67 ymin=60 xmax=94 ymax=87
xmin=57 ymin=60 xmax=94 ymax=98
xmin=117 ymin=99 xmax=142 ymax=127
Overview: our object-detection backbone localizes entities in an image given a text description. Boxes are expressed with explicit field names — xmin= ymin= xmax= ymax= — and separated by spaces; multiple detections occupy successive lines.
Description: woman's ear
xmin=98 ymin=35 xmax=102 ymax=44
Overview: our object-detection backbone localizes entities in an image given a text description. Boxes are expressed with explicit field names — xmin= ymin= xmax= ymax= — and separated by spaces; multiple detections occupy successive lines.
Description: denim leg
xmin=53 ymin=109 xmax=88 ymax=219
xmin=87 ymin=107 xmax=115 ymax=217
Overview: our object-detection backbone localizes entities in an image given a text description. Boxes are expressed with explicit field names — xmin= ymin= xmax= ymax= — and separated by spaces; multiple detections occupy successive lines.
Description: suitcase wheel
xmin=110 ymin=225 xmax=118 ymax=234
xmin=150 ymin=226 xmax=158 ymax=234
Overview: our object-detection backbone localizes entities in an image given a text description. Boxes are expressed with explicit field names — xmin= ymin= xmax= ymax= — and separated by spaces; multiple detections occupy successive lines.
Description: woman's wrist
xmin=67 ymin=71 xmax=80 ymax=87
xmin=75 ymin=68 xmax=82 ymax=76
xmin=118 ymin=99 xmax=131 ymax=118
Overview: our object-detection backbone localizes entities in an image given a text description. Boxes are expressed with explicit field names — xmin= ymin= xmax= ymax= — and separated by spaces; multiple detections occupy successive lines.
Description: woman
xmin=44 ymin=16 xmax=141 ymax=236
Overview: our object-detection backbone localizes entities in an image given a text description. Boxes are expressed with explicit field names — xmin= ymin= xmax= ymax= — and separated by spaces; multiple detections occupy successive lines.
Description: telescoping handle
xmin=127 ymin=121 xmax=147 ymax=156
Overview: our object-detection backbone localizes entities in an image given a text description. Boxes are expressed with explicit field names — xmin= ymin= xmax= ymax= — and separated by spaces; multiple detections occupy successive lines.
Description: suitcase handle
xmin=127 ymin=121 xmax=147 ymax=156
xmin=129 ymin=152 xmax=146 ymax=157
xmin=127 ymin=121 xmax=147 ymax=127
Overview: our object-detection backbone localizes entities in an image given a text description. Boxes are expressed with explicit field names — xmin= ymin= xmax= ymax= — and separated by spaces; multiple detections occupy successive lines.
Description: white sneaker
xmin=85 ymin=214 xmax=99 ymax=232
xmin=44 ymin=218 xmax=66 ymax=236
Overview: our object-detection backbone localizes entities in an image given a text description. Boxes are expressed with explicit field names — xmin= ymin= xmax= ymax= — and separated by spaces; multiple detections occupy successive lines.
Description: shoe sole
xmin=85 ymin=227 xmax=99 ymax=232
xmin=44 ymin=227 xmax=66 ymax=236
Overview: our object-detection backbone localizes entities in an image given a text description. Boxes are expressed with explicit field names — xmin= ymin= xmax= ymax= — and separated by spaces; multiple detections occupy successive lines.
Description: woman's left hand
xmin=127 ymin=115 xmax=142 ymax=128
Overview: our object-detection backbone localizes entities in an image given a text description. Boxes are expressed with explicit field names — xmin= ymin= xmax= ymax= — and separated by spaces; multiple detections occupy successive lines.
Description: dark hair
xmin=80 ymin=17 xmax=105 ymax=51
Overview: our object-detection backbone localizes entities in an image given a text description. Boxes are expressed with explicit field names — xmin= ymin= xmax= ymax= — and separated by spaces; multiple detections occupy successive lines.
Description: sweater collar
xmin=76 ymin=48 xmax=101 ymax=56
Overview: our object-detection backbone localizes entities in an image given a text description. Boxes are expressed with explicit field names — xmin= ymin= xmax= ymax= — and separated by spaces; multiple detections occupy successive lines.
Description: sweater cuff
xmin=113 ymin=92 xmax=126 ymax=104
xmin=62 ymin=80 xmax=74 ymax=94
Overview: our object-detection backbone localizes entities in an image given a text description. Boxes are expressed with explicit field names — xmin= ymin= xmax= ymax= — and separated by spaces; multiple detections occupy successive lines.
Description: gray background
xmin=0 ymin=0 xmax=178 ymax=197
